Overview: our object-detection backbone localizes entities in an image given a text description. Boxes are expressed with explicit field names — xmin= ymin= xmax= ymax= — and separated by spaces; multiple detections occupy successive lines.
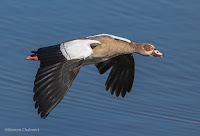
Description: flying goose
xmin=27 ymin=34 xmax=164 ymax=118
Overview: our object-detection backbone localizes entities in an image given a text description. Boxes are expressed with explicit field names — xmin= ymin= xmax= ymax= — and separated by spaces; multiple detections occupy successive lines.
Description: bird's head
xmin=133 ymin=43 xmax=164 ymax=57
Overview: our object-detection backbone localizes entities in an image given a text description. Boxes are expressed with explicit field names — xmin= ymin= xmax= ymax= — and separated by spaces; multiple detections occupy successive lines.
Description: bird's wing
xmin=34 ymin=60 xmax=82 ymax=119
xmin=32 ymin=44 xmax=84 ymax=118
xmin=95 ymin=54 xmax=135 ymax=97
xmin=32 ymin=38 xmax=100 ymax=118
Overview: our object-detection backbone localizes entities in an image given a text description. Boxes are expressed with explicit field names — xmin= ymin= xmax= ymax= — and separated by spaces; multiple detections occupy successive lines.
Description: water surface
xmin=0 ymin=0 xmax=200 ymax=136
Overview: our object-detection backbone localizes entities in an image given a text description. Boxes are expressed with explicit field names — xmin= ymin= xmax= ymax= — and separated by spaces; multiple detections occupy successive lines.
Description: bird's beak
xmin=152 ymin=50 xmax=164 ymax=57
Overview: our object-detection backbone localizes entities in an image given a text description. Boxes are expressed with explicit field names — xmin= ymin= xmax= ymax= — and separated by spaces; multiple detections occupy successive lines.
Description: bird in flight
xmin=27 ymin=34 xmax=164 ymax=118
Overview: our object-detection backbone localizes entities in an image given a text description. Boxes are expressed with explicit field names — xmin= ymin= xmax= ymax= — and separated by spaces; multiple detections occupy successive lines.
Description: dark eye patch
xmin=144 ymin=45 xmax=151 ymax=51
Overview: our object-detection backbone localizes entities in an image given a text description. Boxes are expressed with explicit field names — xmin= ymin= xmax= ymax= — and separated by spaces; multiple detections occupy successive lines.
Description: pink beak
xmin=152 ymin=50 xmax=164 ymax=57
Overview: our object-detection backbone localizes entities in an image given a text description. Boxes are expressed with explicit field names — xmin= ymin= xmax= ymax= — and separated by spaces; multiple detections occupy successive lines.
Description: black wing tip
xmin=110 ymin=88 xmax=115 ymax=95
xmin=33 ymin=96 xmax=49 ymax=119
xmin=99 ymin=71 xmax=105 ymax=74
xmin=34 ymin=104 xmax=49 ymax=119
xmin=40 ymin=112 xmax=49 ymax=119
xmin=121 ymin=92 xmax=126 ymax=98
xmin=116 ymin=91 xmax=126 ymax=98
xmin=107 ymin=84 xmax=129 ymax=98
xmin=115 ymin=91 xmax=120 ymax=97
xmin=105 ymin=86 xmax=109 ymax=91
xmin=109 ymin=90 xmax=127 ymax=97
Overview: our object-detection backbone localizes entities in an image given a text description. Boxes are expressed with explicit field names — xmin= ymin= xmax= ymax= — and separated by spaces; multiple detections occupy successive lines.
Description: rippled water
xmin=0 ymin=0 xmax=200 ymax=136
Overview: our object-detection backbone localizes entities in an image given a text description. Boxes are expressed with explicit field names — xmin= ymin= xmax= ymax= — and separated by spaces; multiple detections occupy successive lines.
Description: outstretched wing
xmin=30 ymin=39 xmax=101 ymax=118
xmin=34 ymin=60 xmax=82 ymax=119
xmin=33 ymin=44 xmax=83 ymax=118
xmin=96 ymin=54 xmax=135 ymax=97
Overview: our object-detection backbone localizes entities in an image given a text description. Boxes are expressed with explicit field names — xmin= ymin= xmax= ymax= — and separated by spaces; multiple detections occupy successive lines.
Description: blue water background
xmin=0 ymin=0 xmax=200 ymax=136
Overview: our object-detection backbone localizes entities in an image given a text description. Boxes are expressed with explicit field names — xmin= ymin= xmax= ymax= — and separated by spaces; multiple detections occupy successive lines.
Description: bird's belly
xmin=81 ymin=44 xmax=121 ymax=66
xmin=82 ymin=57 xmax=110 ymax=66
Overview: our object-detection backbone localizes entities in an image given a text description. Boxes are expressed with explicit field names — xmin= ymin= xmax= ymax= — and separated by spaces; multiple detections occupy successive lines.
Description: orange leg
xmin=26 ymin=55 xmax=39 ymax=61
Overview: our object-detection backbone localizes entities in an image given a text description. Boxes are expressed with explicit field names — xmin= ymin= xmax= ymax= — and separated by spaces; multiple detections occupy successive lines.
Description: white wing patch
xmin=60 ymin=39 xmax=100 ymax=60
xmin=87 ymin=34 xmax=131 ymax=43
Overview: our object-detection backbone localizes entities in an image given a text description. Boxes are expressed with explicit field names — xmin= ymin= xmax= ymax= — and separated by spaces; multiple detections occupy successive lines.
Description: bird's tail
xmin=26 ymin=44 xmax=67 ymax=67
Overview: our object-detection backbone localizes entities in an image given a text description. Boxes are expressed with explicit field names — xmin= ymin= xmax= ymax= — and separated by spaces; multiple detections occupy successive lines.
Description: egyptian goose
xmin=27 ymin=34 xmax=164 ymax=118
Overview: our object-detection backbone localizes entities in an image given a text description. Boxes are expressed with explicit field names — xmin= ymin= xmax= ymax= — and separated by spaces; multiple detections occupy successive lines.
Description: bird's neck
xmin=128 ymin=42 xmax=142 ymax=54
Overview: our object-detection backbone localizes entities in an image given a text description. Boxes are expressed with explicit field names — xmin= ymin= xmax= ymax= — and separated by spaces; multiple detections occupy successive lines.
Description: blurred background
xmin=0 ymin=0 xmax=200 ymax=136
